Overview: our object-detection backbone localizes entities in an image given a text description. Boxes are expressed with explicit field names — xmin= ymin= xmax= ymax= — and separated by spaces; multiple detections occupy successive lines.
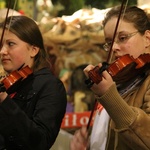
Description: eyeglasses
xmin=103 ymin=31 xmax=139 ymax=52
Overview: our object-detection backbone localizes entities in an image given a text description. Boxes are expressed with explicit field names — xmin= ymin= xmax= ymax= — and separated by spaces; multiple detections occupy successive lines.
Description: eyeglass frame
xmin=103 ymin=31 xmax=139 ymax=52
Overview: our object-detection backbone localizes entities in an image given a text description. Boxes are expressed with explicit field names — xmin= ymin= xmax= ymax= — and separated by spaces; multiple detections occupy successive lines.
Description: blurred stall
xmin=0 ymin=8 xmax=22 ymax=21
xmin=39 ymin=8 xmax=110 ymax=76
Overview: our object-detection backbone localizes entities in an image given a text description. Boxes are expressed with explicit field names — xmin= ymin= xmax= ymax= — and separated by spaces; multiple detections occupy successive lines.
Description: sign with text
xmin=61 ymin=111 xmax=95 ymax=128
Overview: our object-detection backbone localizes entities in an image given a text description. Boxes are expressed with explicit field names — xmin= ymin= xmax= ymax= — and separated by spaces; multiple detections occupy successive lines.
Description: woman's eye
xmin=108 ymin=42 xmax=112 ymax=46
xmin=8 ymin=42 xmax=15 ymax=46
xmin=118 ymin=35 xmax=128 ymax=42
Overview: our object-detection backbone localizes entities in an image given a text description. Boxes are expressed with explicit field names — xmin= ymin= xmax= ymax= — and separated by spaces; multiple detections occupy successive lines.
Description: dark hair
xmin=70 ymin=64 xmax=95 ymax=110
xmin=70 ymin=64 xmax=89 ymax=93
xmin=103 ymin=6 xmax=150 ymax=34
xmin=0 ymin=15 xmax=52 ymax=72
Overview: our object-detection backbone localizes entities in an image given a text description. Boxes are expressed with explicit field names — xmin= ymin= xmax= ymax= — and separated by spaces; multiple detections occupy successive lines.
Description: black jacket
xmin=0 ymin=67 xmax=67 ymax=150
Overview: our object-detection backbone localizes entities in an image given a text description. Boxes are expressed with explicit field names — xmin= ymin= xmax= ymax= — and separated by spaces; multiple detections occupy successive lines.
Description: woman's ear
xmin=30 ymin=45 xmax=40 ymax=58
xmin=144 ymin=30 xmax=150 ymax=48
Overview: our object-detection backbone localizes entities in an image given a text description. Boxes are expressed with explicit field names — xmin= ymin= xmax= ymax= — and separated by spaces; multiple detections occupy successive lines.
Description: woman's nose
xmin=112 ymin=42 xmax=120 ymax=52
xmin=0 ymin=45 xmax=8 ymax=54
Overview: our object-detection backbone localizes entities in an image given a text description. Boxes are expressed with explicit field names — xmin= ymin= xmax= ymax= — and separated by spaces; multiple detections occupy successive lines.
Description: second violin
xmin=0 ymin=66 xmax=33 ymax=94
xmin=85 ymin=53 xmax=150 ymax=88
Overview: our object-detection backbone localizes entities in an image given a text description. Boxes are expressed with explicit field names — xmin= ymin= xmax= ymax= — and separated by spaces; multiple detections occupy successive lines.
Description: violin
xmin=0 ymin=66 xmax=33 ymax=94
xmin=85 ymin=53 xmax=150 ymax=88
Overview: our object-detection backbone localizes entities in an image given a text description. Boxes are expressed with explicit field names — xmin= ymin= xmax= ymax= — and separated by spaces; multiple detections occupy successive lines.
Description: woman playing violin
xmin=0 ymin=15 xmax=67 ymax=150
xmin=70 ymin=5 xmax=150 ymax=150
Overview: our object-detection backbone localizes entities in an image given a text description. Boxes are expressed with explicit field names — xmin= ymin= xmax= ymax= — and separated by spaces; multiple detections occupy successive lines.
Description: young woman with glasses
xmin=70 ymin=5 xmax=150 ymax=150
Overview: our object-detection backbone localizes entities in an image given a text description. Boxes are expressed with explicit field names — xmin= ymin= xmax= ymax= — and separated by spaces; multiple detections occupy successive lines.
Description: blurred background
xmin=0 ymin=0 xmax=150 ymax=149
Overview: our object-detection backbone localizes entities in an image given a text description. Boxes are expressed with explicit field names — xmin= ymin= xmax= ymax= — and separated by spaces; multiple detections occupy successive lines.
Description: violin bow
xmin=0 ymin=0 xmax=17 ymax=80
xmin=0 ymin=0 xmax=11 ymax=90
xmin=0 ymin=0 xmax=11 ymax=49
xmin=0 ymin=0 xmax=18 ymax=49
xmin=86 ymin=0 xmax=128 ymax=132
xmin=106 ymin=0 xmax=128 ymax=64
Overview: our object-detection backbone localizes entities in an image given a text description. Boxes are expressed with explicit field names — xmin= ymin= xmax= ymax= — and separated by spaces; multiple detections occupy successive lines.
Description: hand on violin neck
xmin=84 ymin=63 xmax=114 ymax=96
xmin=91 ymin=70 xmax=115 ymax=97
xmin=84 ymin=62 xmax=109 ymax=89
